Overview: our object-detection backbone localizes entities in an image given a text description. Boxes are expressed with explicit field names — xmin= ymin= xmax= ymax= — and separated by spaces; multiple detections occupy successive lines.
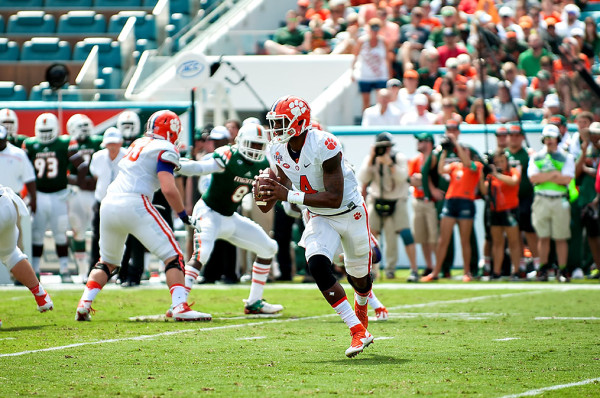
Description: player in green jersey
xmin=23 ymin=113 xmax=76 ymax=283
xmin=177 ymin=123 xmax=283 ymax=315
xmin=0 ymin=108 xmax=29 ymax=148
xmin=66 ymin=114 xmax=103 ymax=282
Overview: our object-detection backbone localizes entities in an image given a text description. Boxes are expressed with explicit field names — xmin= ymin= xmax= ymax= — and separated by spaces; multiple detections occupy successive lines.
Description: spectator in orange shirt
xmin=422 ymin=132 xmax=486 ymax=282
xmin=465 ymin=98 xmax=497 ymax=124
xmin=305 ymin=0 xmax=330 ymax=22
xmin=485 ymin=149 xmax=522 ymax=279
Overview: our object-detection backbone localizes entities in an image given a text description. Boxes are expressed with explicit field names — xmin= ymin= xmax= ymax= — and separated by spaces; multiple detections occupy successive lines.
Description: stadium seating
xmin=0 ymin=81 xmax=27 ymax=101
xmin=21 ymin=38 xmax=71 ymax=61
xmin=57 ymin=11 xmax=107 ymax=34
xmin=0 ymin=38 xmax=20 ymax=61
xmin=46 ymin=0 xmax=94 ymax=6
xmin=143 ymin=0 xmax=190 ymax=14
xmin=73 ymin=37 xmax=121 ymax=68
xmin=29 ymin=81 xmax=81 ymax=101
xmin=0 ymin=15 xmax=4 ymax=33
xmin=7 ymin=11 xmax=56 ymax=34
xmin=580 ymin=11 xmax=600 ymax=22
xmin=95 ymin=0 xmax=142 ymax=7
xmin=0 ymin=0 xmax=43 ymax=7
xmin=108 ymin=11 xmax=157 ymax=41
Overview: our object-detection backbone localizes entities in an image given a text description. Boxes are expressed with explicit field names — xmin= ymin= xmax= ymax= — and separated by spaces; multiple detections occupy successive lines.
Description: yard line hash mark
xmin=498 ymin=376 xmax=600 ymax=397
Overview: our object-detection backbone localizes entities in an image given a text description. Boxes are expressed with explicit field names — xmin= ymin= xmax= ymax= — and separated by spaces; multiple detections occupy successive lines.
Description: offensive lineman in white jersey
xmin=256 ymin=96 xmax=375 ymax=358
xmin=75 ymin=110 xmax=211 ymax=322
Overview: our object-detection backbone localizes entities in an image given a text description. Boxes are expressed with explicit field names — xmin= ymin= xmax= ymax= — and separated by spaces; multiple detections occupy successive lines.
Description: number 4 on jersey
xmin=300 ymin=175 xmax=317 ymax=194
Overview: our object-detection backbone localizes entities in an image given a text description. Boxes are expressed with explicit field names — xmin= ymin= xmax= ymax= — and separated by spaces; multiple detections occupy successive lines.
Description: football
xmin=254 ymin=168 xmax=277 ymax=209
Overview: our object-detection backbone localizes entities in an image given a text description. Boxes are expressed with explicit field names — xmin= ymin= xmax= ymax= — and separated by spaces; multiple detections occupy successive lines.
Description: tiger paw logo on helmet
xmin=170 ymin=117 xmax=181 ymax=134
xmin=289 ymin=100 xmax=307 ymax=117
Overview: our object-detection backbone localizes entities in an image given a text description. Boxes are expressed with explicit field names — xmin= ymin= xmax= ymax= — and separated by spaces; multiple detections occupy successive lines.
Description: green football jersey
xmin=202 ymin=145 xmax=269 ymax=216
xmin=576 ymin=146 xmax=600 ymax=206
xmin=8 ymin=134 xmax=29 ymax=148
xmin=68 ymin=135 xmax=103 ymax=175
xmin=506 ymin=147 xmax=534 ymax=199
xmin=23 ymin=135 xmax=71 ymax=193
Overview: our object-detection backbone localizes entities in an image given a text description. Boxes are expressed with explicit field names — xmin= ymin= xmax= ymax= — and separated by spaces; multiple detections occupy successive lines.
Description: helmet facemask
xmin=237 ymin=124 xmax=268 ymax=161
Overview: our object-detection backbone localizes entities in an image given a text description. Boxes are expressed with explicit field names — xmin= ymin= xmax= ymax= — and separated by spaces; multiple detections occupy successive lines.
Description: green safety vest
xmin=533 ymin=151 xmax=579 ymax=202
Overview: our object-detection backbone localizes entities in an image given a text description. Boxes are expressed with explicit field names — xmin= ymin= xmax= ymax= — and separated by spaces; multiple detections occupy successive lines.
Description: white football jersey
xmin=269 ymin=129 xmax=361 ymax=216
xmin=108 ymin=136 xmax=179 ymax=198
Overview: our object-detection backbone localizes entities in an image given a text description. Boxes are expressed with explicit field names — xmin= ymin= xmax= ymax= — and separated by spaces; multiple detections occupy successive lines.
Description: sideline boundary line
xmin=0 ymin=291 xmax=537 ymax=358
xmin=498 ymin=377 xmax=600 ymax=397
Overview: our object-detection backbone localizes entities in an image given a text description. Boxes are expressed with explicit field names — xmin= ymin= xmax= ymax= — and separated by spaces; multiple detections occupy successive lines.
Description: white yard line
xmin=0 ymin=291 xmax=536 ymax=359
xmin=494 ymin=337 xmax=520 ymax=341
xmin=535 ymin=317 xmax=600 ymax=320
xmin=498 ymin=377 xmax=600 ymax=397
xmin=235 ymin=336 xmax=266 ymax=341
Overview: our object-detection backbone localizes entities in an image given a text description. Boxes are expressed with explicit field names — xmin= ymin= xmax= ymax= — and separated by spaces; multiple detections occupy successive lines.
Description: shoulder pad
xmin=159 ymin=150 xmax=181 ymax=169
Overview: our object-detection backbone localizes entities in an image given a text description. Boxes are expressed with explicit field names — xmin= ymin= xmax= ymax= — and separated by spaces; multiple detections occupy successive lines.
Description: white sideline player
xmin=0 ymin=185 xmax=53 ymax=328
xmin=256 ymin=95 xmax=375 ymax=358
xmin=75 ymin=110 xmax=211 ymax=322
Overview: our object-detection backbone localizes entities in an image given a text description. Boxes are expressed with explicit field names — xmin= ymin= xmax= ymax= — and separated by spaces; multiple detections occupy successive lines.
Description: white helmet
xmin=236 ymin=123 xmax=268 ymax=162
xmin=0 ymin=108 xmax=18 ymax=137
xmin=66 ymin=113 xmax=93 ymax=141
xmin=35 ymin=113 xmax=59 ymax=144
xmin=117 ymin=110 xmax=141 ymax=139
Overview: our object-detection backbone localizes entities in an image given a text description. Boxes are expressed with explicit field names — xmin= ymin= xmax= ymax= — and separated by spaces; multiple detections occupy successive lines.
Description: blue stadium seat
xmin=94 ymin=0 xmax=142 ymax=7
xmin=0 ymin=15 xmax=4 ymax=33
xmin=73 ymin=37 xmax=121 ymax=68
xmin=0 ymin=81 xmax=27 ymax=101
xmin=7 ymin=11 xmax=56 ymax=34
xmin=58 ymin=11 xmax=106 ymax=34
xmin=0 ymin=39 xmax=20 ymax=61
xmin=46 ymin=0 xmax=93 ymax=6
xmin=108 ymin=11 xmax=156 ymax=41
xmin=143 ymin=0 xmax=189 ymax=14
xmin=0 ymin=0 xmax=43 ymax=7
xmin=168 ymin=13 xmax=190 ymax=35
xmin=30 ymin=82 xmax=81 ymax=101
xmin=21 ymin=37 xmax=71 ymax=61
xmin=581 ymin=11 xmax=600 ymax=23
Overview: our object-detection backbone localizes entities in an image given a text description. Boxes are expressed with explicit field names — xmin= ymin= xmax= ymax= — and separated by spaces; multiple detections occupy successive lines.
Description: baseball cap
xmin=414 ymin=132 xmax=434 ymax=142
xmin=565 ymin=4 xmax=580 ymax=16
xmin=499 ymin=7 xmax=514 ymax=18
xmin=542 ymin=124 xmax=560 ymax=139
xmin=446 ymin=57 xmax=458 ymax=68
xmin=414 ymin=93 xmax=429 ymax=106
xmin=495 ymin=126 xmax=508 ymax=136
xmin=417 ymin=85 xmax=433 ymax=96
xmin=549 ymin=114 xmax=567 ymax=126
xmin=506 ymin=30 xmax=517 ymax=39
xmin=101 ymin=127 xmax=123 ymax=147
xmin=375 ymin=131 xmax=394 ymax=146
xmin=441 ymin=6 xmax=456 ymax=17
xmin=386 ymin=78 xmax=402 ymax=88
xmin=297 ymin=0 xmax=310 ymax=7
xmin=543 ymin=93 xmax=560 ymax=108
xmin=404 ymin=69 xmax=419 ymax=79
xmin=545 ymin=17 xmax=557 ymax=26
xmin=208 ymin=125 xmax=231 ymax=140
xmin=445 ymin=119 xmax=460 ymax=129
xmin=0 ymin=125 xmax=7 ymax=140
xmin=537 ymin=70 xmax=551 ymax=80
xmin=589 ymin=122 xmax=600 ymax=135
xmin=508 ymin=124 xmax=523 ymax=135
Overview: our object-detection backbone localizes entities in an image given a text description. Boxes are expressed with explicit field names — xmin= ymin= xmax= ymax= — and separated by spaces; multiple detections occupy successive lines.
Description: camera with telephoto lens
xmin=440 ymin=135 xmax=454 ymax=151
xmin=375 ymin=146 xmax=387 ymax=157
xmin=482 ymin=152 xmax=498 ymax=178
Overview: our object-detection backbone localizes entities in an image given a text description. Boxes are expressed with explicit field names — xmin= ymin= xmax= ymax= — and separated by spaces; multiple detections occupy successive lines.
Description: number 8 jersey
xmin=23 ymin=135 xmax=71 ymax=193
xmin=203 ymin=145 xmax=269 ymax=216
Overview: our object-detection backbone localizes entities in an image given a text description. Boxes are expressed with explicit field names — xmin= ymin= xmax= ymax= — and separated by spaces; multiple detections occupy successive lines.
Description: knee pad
xmin=2 ymin=248 xmax=27 ymax=271
xmin=307 ymin=254 xmax=338 ymax=291
xmin=346 ymin=273 xmax=372 ymax=294
xmin=71 ymin=239 xmax=86 ymax=253
xmin=33 ymin=244 xmax=44 ymax=258
xmin=400 ymin=228 xmax=415 ymax=246
xmin=56 ymin=244 xmax=69 ymax=258
xmin=371 ymin=244 xmax=382 ymax=264
xmin=93 ymin=262 xmax=118 ymax=278
xmin=165 ymin=255 xmax=184 ymax=273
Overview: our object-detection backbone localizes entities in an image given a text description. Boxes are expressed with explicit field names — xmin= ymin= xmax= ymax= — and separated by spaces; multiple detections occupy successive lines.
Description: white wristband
xmin=287 ymin=190 xmax=305 ymax=205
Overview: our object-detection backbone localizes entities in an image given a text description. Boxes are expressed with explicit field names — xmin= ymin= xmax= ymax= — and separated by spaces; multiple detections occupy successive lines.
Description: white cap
xmin=0 ymin=125 xmax=7 ymax=140
xmin=414 ymin=93 xmax=429 ymax=106
xmin=565 ymin=4 xmax=580 ymax=16
xmin=542 ymin=124 xmax=560 ymax=138
xmin=101 ymin=127 xmax=123 ymax=147
xmin=446 ymin=57 xmax=458 ymax=68
xmin=544 ymin=93 xmax=560 ymax=108
xmin=457 ymin=53 xmax=471 ymax=66
xmin=209 ymin=125 xmax=231 ymax=140
xmin=478 ymin=11 xmax=492 ymax=24
xmin=589 ymin=121 xmax=600 ymax=135
xmin=499 ymin=7 xmax=514 ymax=18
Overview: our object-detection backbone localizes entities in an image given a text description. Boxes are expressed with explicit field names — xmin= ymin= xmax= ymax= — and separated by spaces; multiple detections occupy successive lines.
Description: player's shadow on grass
xmin=312 ymin=355 xmax=409 ymax=365
xmin=0 ymin=324 xmax=53 ymax=332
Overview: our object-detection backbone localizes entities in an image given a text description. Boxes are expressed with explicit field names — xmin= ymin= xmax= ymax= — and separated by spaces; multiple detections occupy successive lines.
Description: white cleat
xmin=75 ymin=300 xmax=93 ymax=321
xmin=375 ymin=306 xmax=389 ymax=321
xmin=345 ymin=325 xmax=374 ymax=358
xmin=243 ymin=299 xmax=284 ymax=314
xmin=171 ymin=302 xmax=212 ymax=321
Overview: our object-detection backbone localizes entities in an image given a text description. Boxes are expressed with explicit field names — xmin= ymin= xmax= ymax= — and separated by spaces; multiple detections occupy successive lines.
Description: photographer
xmin=421 ymin=130 xmax=486 ymax=282
xmin=358 ymin=132 xmax=418 ymax=281
xmin=484 ymin=149 xmax=522 ymax=280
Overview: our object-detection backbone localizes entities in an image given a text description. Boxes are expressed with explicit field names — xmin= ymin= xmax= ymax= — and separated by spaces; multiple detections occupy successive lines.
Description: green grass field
xmin=1 ymin=281 xmax=599 ymax=397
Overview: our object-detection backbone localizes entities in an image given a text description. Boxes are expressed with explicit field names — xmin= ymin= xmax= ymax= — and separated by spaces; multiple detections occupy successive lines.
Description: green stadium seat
xmin=0 ymin=15 xmax=4 ymax=33
xmin=73 ymin=37 xmax=121 ymax=68
xmin=7 ymin=11 xmax=56 ymax=34
xmin=21 ymin=37 xmax=71 ymax=61
xmin=29 ymin=81 xmax=81 ymax=101
xmin=0 ymin=81 xmax=27 ymax=101
xmin=580 ymin=11 xmax=600 ymax=23
xmin=0 ymin=0 xmax=43 ymax=7
xmin=57 ymin=11 xmax=106 ymax=34
xmin=585 ymin=3 xmax=600 ymax=12
xmin=46 ymin=0 xmax=94 ymax=6
xmin=143 ymin=0 xmax=190 ymax=14
xmin=108 ymin=11 xmax=156 ymax=41
xmin=94 ymin=0 xmax=142 ymax=7
xmin=0 ymin=38 xmax=19 ymax=61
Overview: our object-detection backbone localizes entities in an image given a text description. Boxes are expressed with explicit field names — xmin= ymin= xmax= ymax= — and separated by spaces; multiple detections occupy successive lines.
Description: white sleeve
xmin=89 ymin=152 xmax=100 ymax=177
xmin=20 ymin=152 xmax=36 ymax=184
xmin=177 ymin=157 xmax=224 ymax=177
xmin=527 ymin=156 xmax=540 ymax=178
xmin=561 ymin=154 xmax=575 ymax=178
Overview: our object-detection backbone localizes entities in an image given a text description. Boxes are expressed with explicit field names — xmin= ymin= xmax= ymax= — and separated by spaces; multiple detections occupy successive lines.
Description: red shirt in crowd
xmin=408 ymin=153 xmax=426 ymax=199
xmin=445 ymin=161 xmax=483 ymax=200
xmin=488 ymin=168 xmax=520 ymax=212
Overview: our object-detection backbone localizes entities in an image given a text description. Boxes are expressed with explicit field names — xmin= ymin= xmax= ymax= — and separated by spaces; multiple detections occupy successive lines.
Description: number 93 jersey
xmin=203 ymin=145 xmax=269 ymax=216
xmin=23 ymin=135 xmax=71 ymax=193
xmin=269 ymin=129 xmax=361 ymax=216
